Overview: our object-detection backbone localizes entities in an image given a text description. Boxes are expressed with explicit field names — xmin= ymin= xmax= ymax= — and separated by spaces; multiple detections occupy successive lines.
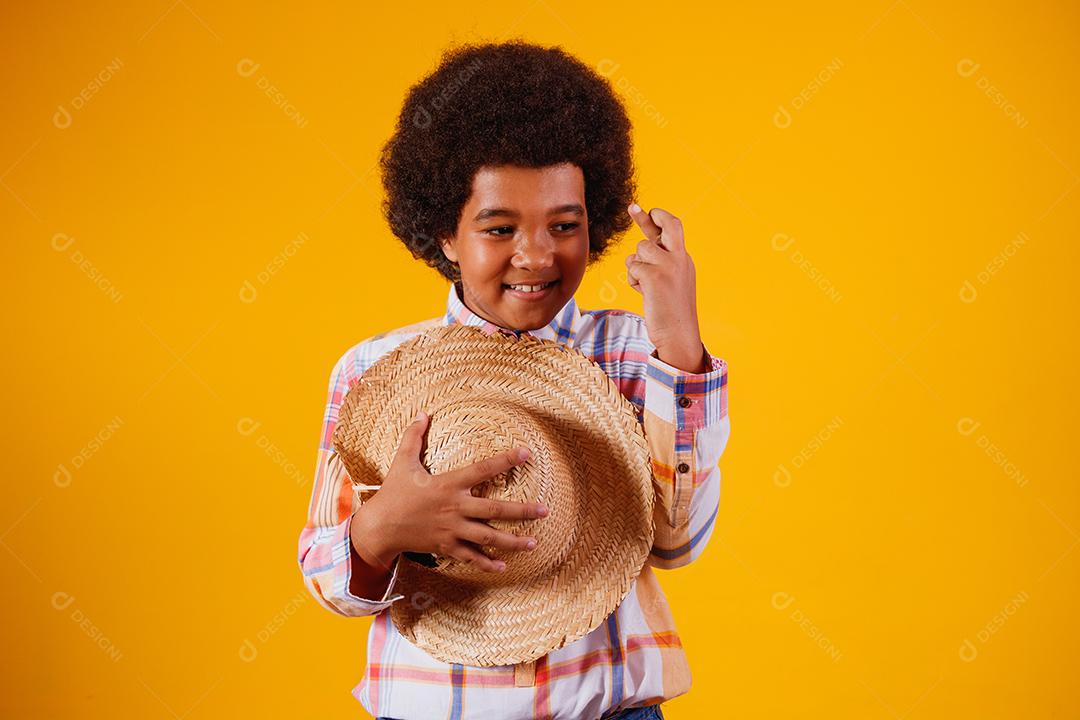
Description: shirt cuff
xmin=645 ymin=344 xmax=728 ymax=431
xmin=340 ymin=512 xmax=406 ymax=614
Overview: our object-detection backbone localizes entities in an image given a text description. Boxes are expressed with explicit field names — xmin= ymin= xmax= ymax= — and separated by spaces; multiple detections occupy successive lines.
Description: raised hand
xmin=625 ymin=203 xmax=709 ymax=374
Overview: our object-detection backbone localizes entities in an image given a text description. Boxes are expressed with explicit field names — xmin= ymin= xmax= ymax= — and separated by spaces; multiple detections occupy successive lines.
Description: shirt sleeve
xmin=642 ymin=343 xmax=730 ymax=570
xmin=297 ymin=354 xmax=406 ymax=616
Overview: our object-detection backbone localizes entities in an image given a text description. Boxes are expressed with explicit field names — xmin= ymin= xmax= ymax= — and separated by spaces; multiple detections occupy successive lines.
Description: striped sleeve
xmin=643 ymin=344 xmax=730 ymax=570
xmin=297 ymin=352 xmax=406 ymax=616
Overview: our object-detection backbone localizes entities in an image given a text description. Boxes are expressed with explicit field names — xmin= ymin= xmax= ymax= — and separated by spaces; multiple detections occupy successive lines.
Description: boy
xmin=298 ymin=40 xmax=730 ymax=720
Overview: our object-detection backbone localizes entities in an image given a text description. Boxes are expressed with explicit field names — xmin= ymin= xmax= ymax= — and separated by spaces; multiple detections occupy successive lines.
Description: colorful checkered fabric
xmin=298 ymin=282 xmax=730 ymax=719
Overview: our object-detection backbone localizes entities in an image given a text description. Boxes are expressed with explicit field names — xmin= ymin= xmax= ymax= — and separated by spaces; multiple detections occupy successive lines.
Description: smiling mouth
xmin=502 ymin=280 xmax=559 ymax=293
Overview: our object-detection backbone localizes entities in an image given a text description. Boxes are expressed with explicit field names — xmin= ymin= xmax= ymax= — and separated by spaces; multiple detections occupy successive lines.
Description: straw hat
xmin=331 ymin=322 xmax=655 ymax=667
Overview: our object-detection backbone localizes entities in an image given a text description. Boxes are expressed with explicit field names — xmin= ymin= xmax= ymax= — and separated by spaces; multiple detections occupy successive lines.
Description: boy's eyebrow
xmin=472 ymin=203 xmax=585 ymax=222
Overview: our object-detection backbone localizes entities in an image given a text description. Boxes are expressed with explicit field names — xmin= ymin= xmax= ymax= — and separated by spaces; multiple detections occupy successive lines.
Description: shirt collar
xmin=443 ymin=281 xmax=580 ymax=348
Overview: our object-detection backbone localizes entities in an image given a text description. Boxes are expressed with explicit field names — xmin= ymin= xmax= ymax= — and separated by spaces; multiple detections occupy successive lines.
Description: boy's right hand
xmin=349 ymin=410 xmax=548 ymax=574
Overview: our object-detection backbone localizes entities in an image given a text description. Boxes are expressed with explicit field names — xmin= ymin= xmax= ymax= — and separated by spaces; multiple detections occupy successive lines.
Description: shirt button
xmin=678 ymin=396 xmax=692 ymax=408
xmin=677 ymin=462 xmax=690 ymax=474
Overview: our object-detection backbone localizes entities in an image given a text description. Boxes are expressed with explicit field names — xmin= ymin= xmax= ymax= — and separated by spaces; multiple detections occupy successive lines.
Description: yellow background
xmin=3 ymin=1 xmax=1077 ymax=717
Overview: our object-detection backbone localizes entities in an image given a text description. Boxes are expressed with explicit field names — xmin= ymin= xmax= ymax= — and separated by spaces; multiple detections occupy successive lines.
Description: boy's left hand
xmin=625 ymin=203 xmax=709 ymax=374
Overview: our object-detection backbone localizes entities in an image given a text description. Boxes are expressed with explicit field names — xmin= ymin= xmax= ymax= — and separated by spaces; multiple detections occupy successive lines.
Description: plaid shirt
xmin=298 ymin=282 xmax=730 ymax=720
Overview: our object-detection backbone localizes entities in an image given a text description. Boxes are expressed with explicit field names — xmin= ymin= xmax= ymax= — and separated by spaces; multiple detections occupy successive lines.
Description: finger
xmin=627 ymin=203 xmax=662 ymax=243
xmin=634 ymin=237 xmax=664 ymax=264
xmin=447 ymin=541 xmax=506 ymax=573
xmin=626 ymin=252 xmax=654 ymax=270
xmin=459 ymin=495 xmax=549 ymax=522
xmin=644 ymin=207 xmax=685 ymax=252
xmin=457 ymin=519 xmax=537 ymax=553
xmin=625 ymin=257 xmax=644 ymax=292
xmin=444 ymin=446 xmax=531 ymax=488
xmin=627 ymin=253 xmax=657 ymax=281
xmin=392 ymin=411 xmax=430 ymax=469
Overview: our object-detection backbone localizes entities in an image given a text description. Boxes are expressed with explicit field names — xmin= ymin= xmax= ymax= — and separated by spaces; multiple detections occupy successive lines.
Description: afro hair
xmin=379 ymin=39 xmax=637 ymax=281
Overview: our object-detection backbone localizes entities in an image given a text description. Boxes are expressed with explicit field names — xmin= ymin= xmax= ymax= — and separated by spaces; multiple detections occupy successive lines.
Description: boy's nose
xmin=512 ymin=233 xmax=556 ymax=269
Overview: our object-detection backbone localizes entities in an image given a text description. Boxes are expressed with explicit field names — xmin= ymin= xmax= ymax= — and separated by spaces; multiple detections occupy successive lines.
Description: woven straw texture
xmin=332 ymin=323 xmax=655 ymax=666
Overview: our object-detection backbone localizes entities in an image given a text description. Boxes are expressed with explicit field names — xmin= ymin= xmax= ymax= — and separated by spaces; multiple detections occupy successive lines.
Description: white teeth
xmin=508 ymin=282 xmax=552 ymax=293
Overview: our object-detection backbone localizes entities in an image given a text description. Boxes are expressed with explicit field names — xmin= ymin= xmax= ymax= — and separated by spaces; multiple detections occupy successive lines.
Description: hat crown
xmin=423 ymin=397 xmax=581 ymax=585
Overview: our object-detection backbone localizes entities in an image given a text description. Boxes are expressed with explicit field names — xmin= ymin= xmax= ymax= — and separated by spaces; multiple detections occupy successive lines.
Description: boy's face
xmin=440 ymin=162 xmax=589 ymax=331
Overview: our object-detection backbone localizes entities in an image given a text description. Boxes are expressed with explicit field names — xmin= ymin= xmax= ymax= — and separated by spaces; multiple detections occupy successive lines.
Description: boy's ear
xmin=439 ymin=236 xmax=458 ymax=263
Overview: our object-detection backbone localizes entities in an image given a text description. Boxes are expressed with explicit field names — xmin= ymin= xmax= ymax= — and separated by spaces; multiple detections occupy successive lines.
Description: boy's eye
xmin=483 ymin=222 xmax=580 ymax=236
